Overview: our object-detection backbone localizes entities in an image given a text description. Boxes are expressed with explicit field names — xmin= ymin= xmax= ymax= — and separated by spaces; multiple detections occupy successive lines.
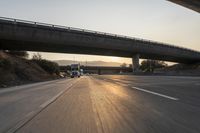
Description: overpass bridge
xmin=60 ymin=65 xmax=132 ymax=75
xmin=168 ymin=0 xmax=200 ymax=13
xmin=0 ymin=17 xmax=200 ymax=72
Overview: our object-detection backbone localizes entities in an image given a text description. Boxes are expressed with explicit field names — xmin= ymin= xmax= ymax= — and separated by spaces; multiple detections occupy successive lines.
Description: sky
xmin=0 ymin=0 xmax=199 ymax=64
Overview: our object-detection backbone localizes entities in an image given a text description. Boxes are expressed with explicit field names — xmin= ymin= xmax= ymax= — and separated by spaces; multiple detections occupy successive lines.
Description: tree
xmin=129 ymin=64 xmax=132 ymax=68
xmin=31 ymin=53 xmax=60 ymax=75
xmin=140 ymin=59 xmax=167 ymax=72
xmin=32 ymin=53 xmax=42 ymax=60
xmin=120 ymin=63 xmax=127 ymax=68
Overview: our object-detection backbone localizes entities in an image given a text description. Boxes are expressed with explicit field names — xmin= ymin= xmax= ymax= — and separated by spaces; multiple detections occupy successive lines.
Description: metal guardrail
xmin=0 ymin=16 xmax=199 ymax=54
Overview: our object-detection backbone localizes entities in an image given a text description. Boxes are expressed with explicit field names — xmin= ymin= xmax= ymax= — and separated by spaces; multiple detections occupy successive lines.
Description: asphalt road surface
xmin=0 ymin=75 xmax=200 ymax=133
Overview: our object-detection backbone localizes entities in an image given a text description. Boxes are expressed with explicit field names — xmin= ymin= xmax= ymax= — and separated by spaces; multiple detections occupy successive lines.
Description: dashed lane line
xmin=132 ymin=86 xmax=179 ymax=101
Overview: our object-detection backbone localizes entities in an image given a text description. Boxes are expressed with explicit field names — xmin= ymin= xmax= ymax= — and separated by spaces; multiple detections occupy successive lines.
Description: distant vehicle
xmin=70 ymin=64 xmax=81 ymax=78
xmin=71 ymin=71 xmax=80 ymax=78
xmin=80 ymin=69 xmax=84 ymax=76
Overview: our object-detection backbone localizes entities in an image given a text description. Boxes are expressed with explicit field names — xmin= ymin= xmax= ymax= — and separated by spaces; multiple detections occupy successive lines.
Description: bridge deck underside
xmin=168 ymin=0 xmax=200 ymax=13
xmin=0 ymin=20 xmax=200 ymax=64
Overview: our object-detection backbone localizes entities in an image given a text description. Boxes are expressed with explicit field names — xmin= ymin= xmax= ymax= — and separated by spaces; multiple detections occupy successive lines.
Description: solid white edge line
xmin=39 ymin=91 xmax=63 ymax=108
xmin=40 ymin=84 xmax=73 ymax=108
xmin=6 ymin=80 xmax=76 ymax=133
xmin=132 ymin=86 xmax=179 ymax=101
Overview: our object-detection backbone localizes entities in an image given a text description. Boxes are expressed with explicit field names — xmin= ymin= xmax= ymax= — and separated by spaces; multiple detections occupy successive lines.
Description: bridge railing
xmin=0 ymin=16 xmax=199 ymax=54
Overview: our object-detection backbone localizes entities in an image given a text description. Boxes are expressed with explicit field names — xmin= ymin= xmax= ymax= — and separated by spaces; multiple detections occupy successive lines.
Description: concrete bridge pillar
xmin=132 ymin=54 xmax=140 ymax=72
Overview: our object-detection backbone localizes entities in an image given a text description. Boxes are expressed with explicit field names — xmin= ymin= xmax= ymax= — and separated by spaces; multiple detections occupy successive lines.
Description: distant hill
xmin=54 ymin=60 xmax=122 ymax=66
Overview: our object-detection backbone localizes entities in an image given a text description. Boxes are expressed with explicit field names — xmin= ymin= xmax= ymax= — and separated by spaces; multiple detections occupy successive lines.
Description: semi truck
xmin=70 ymin=64 xmax=81 ymax=78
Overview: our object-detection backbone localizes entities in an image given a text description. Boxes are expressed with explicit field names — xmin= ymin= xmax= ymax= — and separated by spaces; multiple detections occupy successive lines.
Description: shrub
xmin=120 ymin=63 xmax=127 ymax=68
xmin=32 ymin=53 xmax=42 ymax=60
xmin=32 ymin=59 xmax=60 ymax=75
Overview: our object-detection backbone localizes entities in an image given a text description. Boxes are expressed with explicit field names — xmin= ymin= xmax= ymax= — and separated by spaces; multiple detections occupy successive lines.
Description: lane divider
xmin=132 ymin=86 xmax=179 ymax=101
xmin=0 ymin=78 xmax=68 ymax=94
xmin=95 ymin=77 xmax=179 ymax=101
xmin=6 ymin=80 xmax=78 ymax=133
xmin=40 ymin=84 xmax=73 ymax=108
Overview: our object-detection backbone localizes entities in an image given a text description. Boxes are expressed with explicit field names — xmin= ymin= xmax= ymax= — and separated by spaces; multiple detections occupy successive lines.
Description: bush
xmin=120 ymin=63 xmax=127 ymax=68
xmin=32 ymin=53 xmax=42 ymax=60
xmin=32 ymin=59 xmax=60 ymax=75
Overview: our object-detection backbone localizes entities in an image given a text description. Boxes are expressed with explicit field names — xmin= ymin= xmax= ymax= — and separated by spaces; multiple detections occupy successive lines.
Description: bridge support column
xmin=98 ymin=69 xmax=101 ymax=75
xmin=132 ymin=54 xmax=140 ymax=72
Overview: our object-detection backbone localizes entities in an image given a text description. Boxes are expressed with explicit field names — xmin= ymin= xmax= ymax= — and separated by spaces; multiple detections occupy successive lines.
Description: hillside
xmin=0 ymin=51 xmax=59 ymax=88
xmin=54 ymin=60 xmax=122 ymax=66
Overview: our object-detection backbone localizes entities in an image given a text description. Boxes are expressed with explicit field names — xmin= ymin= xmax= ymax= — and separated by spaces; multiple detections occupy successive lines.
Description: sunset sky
xmin=0 ymin=0 xmax=199 ymax=64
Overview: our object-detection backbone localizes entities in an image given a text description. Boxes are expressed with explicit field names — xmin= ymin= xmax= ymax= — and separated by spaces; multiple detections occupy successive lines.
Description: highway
xmin=0 ymin=75 xmax=200 ymax=133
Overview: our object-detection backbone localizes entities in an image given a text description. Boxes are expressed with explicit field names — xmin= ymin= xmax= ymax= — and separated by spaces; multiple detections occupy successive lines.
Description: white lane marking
xmin=40 ymin=84 xmax=73 ymax=108
xmin=25 ymin=111 xmax=35 ymax=118
xmin=132 ymin=87 xmax=179 ymax=101
xmin=40 ymin=91 xmax=64 ymax=108
xmin=0 ymin=78 xmax=68 ymax=94
xmin=116 ymin=83 xmax=129 ymax=87
xmin=103 ymin=79 xmax=109 ymax=81
xmin=6 ymin=81 xmax=76 ymax=133
xmin=102 ymin=79 xmax=129 ymax=87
